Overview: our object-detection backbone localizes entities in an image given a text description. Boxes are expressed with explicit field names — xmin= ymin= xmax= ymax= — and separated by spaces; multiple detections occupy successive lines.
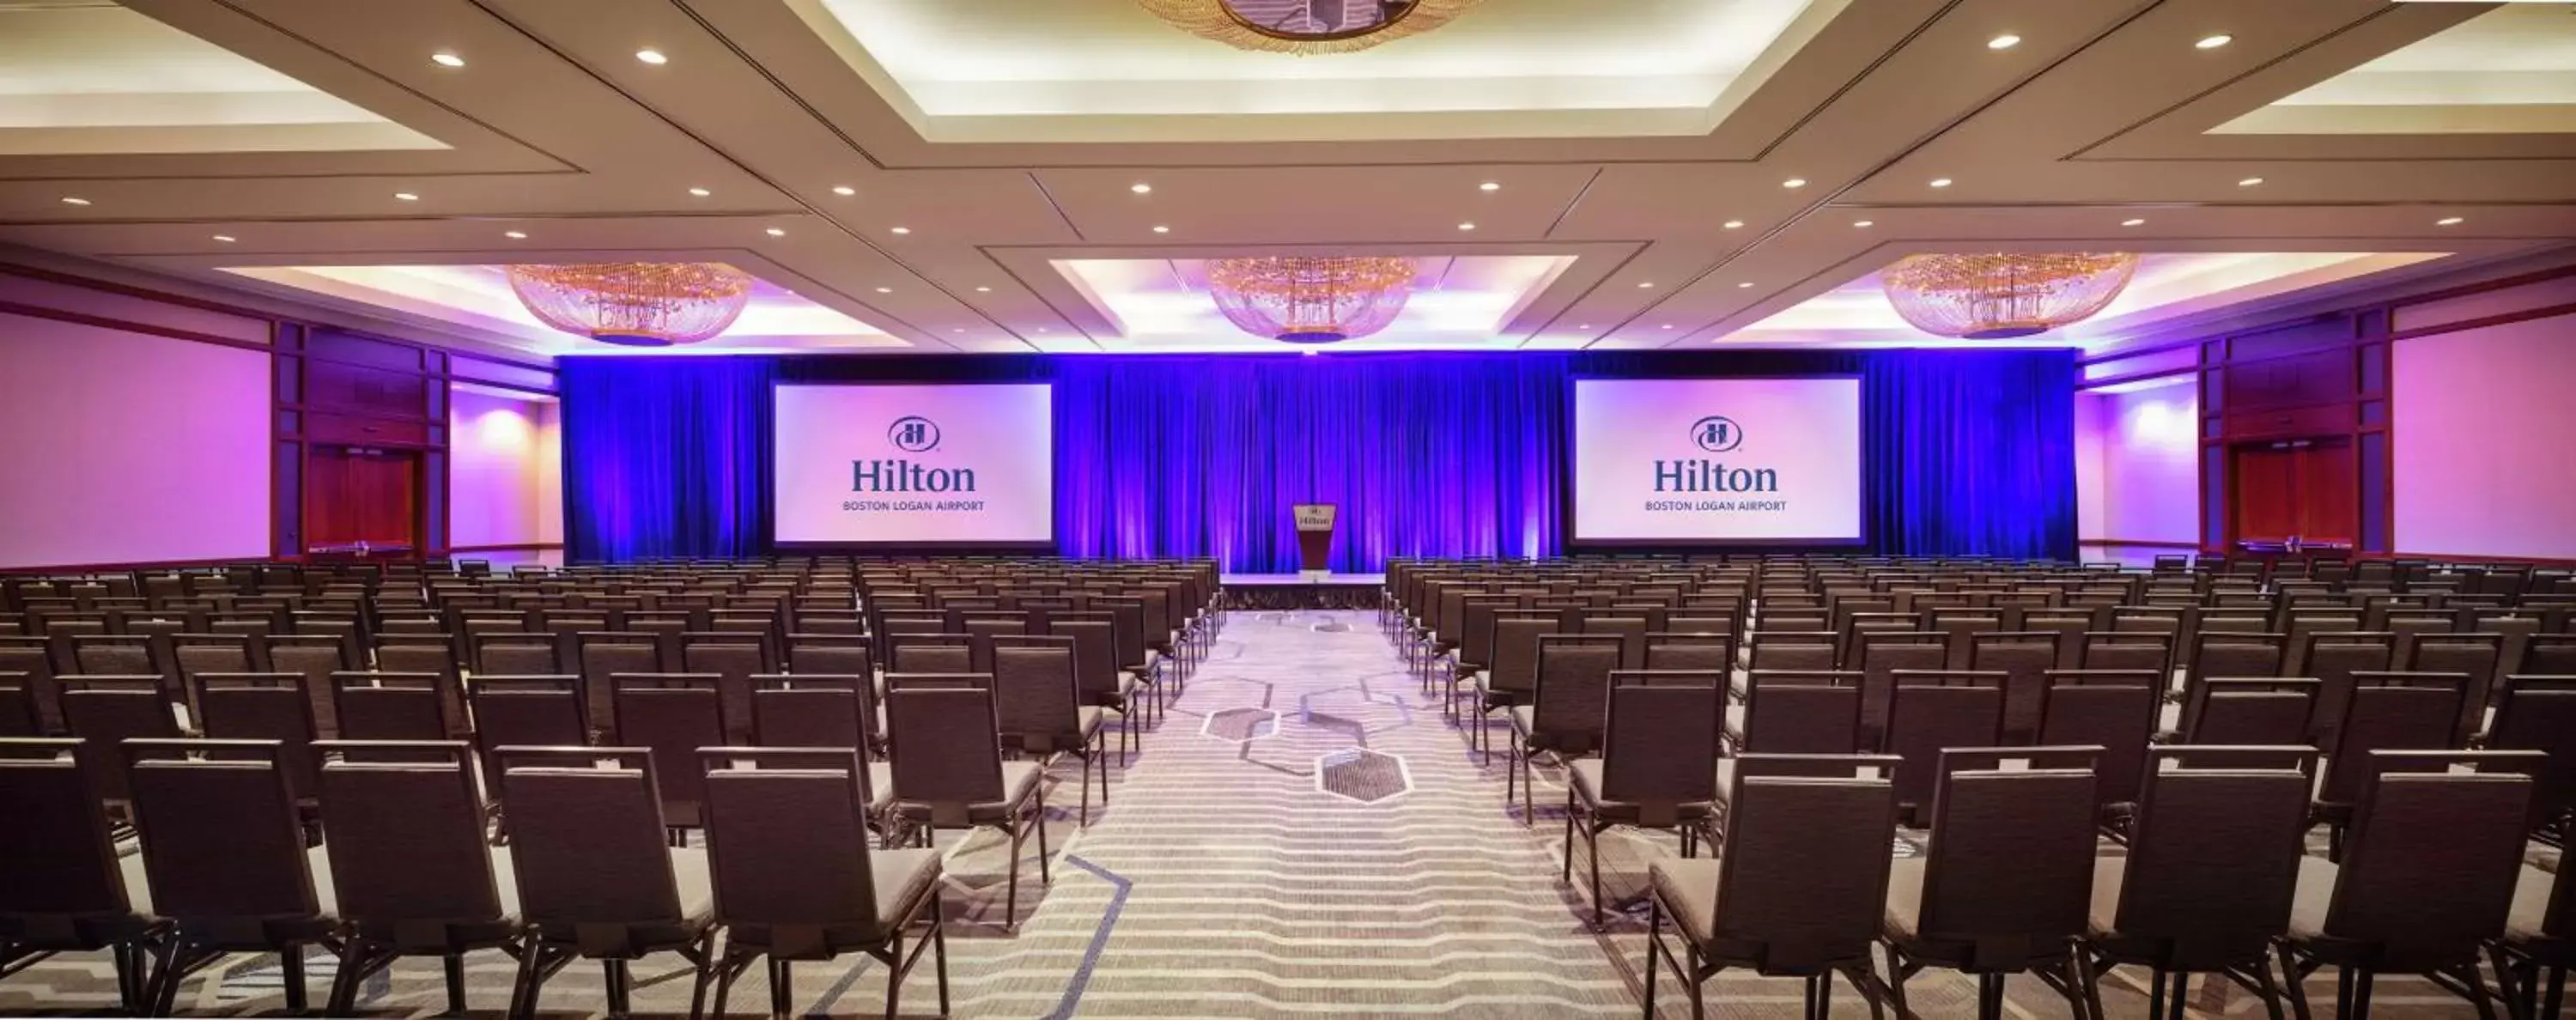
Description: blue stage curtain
xmin=1054 ymin=355 xmax=1564 ymax=573
xmin=559 ymin=356 xmax=775 ymax=562
xmin=1863 ymin=349 xmax=2079 ymax=559
xmin=557 ymin=349 xmax=2075 ymax=567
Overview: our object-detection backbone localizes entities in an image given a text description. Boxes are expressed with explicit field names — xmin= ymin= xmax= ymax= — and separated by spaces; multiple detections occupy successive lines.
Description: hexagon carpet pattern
xmin=2 ymin=610 xmax=2506 ymax=1017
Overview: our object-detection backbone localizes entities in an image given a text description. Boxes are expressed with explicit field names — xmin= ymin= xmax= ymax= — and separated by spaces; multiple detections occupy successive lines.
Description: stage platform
xmin=1220 ymin=573 xmax=1385 ymax=610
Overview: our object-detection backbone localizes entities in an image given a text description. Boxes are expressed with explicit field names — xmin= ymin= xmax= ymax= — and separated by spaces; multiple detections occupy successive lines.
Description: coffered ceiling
xmin=1 ymin=0 xmax=2572 ymax=363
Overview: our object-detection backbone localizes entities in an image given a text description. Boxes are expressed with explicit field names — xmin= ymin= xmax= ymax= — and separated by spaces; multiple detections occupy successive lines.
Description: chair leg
xmin=1521 ymin=746 xmax=1535 ymax=822
xmin=884 ymin=933 xmax=902 ymax=1020
xmin=605 ymin=957 xmax=633 ymax=1019
xmin=1685 ymin=942 xmax=1707 ymax=1020
xmin=770 ymin=958 xmax=791 ymax=1020
xmin=2068 ymin=943 xmax=2105 ymax=1020
xmin=144 ymin=937 xmax=184 ymax=1017
xmin=2546 ymin=965 xmax=2568 ymax=1020
xmin=1006 ymin=821 xmax=1025 ymax=931
xmin=444 ymin=952 xmax=468 ymax=1014
xmin=282 ymin=942 xmax=307 ymax=1014
xmin=1586 ymin=817 xmax=1606 ymax=932
xmin=2452 ymin=962 xmax=2500 ymax=1020
xmin=1976 ymin=973 xmax=2006 ymax=1020
xmin=1641 ymin=898 xmax=1660 ymax=1020
xmin=710 ymin=950 xmax=747 ymax=1020
xmin=1036 ymin=790 xmax=1052 ymax=883
xmin=2276 ymin=942 xmax=2315 ymax=1020
xmin=1844 ymin=960 xmax=1887 ymax=1020
xmin=2166 ymin=970 xmax=2190 ymax=1020
xmin=2248 ymin=953 xmax=2290 ymax=1020
xmin=933 ymin=892 xmax=951 ymax=1017
xmin=114 ymin=942 xmax=147 ymax=1015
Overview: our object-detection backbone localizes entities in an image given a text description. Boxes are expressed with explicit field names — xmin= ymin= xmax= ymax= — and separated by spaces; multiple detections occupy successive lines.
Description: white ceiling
xmin=2219 ymin=4 xmax=2576 ymax=135
xmin=1052 ymin=254 xmax=1572 ymax=353
xmin=0 ymin=0 xmax=2571 ymax=365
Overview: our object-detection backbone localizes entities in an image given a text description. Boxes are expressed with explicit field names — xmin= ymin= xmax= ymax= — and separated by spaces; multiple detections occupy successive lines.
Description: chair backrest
xmin=751 ymin=674 xmax=872 ymax=751
xmin=2525 ymin=635 xmax=2576 ymax=676
xmin=332 ymin=671 xmax=453 ymax=754
xmin=2179 ymin=678 xmax=2319 ymax=747
xmin=1911 ymin=747 xmax=2102 ymax=962
xmin=58 ymin=675 xmax=176 ymax=806
xmin=2034 ymin=670 xmax=2159 ymax=807
xmin=1047 ymin=619 xmax=1124 ymax=705
xmin=1485 ymin=616 xmax=1558 ymax=695
xmin=374 ymin=636 xmax=465 ymax=734
xmin=0 ymin=738 xmax=135 ymax=922
xmin=171 ymin=634 xmax=257 ymax=688
xmin=0 ymin=638 xmax=59 ymax=732
xmin=578 ymin=633 xmax=663 ymax=734
xmin=1739 ymin=671 xmax=1862 ymax=755
xmin=2483 ymin=675 xmax=2576 ymax=831
xmin=2318 ymin=672 xmax=2470 ymax=806
xmin=1599 ymin=671 xmax=1722 ymax=815
xmin=2081 ymin=629 xmax=2174 ymax=678
xmin=698 ymin=748 xmax=887 ymax=939
xmin=885 ymin=678 xmax=1005 ymax=820
xmin=681 ymin=634 xmax=768 ymax=744
xmin=1528 ymin=635 xmax=1621 ymax=752
xmin=990 ymin=637 xmax=1082 ymax=753
xmin=124 ymin=738 xmax=322 ymax=924
xmin=313 ymin=740 xmax=503 ymax=929
xmin=611 ymin=674 xmax=726 ymax=826
xmin=193 ymin=672 xmax=321 ymax=800
xmin=469 ymin=675 xmax=588 ymax=785
xmin=1578 ymin=615 xmax=1649 ymax=670
xmin=2324 ymin=750 xmax=2540 ymax=971
xmin=1968 ymin=632 xmax=2059 ymax=740
xmin=0 ymin=671 xmax=39 ymax=738
xmin=1640 ymin=634 xmax=1735 ymax=675
xmin=890 ymin=639 xmax=973 ymax=676
xmin=495 ymin=747 xmax=690 ymax=933
xmin=1707 ymin=754 xmax=1902 ymax=971
xmin=1854 ymin=633 xmax=1947 ymax=747
xmin=1882 ymin=671 xmax=2005 ymax=818
xmin=475 ymin=632 xmax=561 ymax=675
xmin=787 ymin=634 xmax=873 ymax=677
xmin=1748 ymin=631 xmax=1838 ymax=672
xmin=2299 ymin=631 xmax=2396 ymax=744
xmin=2112 ymin=746 xmax=2318 ymax=970
xmin=2408 ymin=634 xmax=2503 ymax=744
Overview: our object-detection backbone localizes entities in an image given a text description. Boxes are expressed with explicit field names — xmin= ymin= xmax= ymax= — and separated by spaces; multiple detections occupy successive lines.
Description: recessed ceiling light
xmin=764 ymin=227 xmax=786 ymax=237
xmin=1662 ymin=325 xmax=1674 ymax=330
xmin=2238 ymin=177 xmax=2264 ymax=187
xmin=431 ymin=52 xmax=465 ymax=68
xmin=1036 ymin=327 xmax=1048 ymax=333
xmin=1738 ymin=282 xmax=1754 ymax=288
xmin=59 ymin=197 xmax=89 ymax=206
xmin=392 ymin=191 xmax=419 ymax=202
xmin=687 ymin=186 xmax=710 ymax=197
xmin=504 ymin=230 xmax=528 ymax=239
xmin=1988 ymin=33 xmax=2022 ymax=50
xmin=211 ymin=234 xmax=235 ymax=243
xmin=2196 ymin=34 xmax=2233 ymax=50
xmin=2122 ymin=218 xmax=2147 ymax=227
xmin=1457 ymin=222 xmax=1476 ymax=231
xmin=1130 ymin=182 xmax=1152 ymax=194
xmin=1783 ymin=178 xmax=1807 ymax=189
xmin=874 ymin=287 xmax=892 ymax=294
xmin=951 ymin=328 xmax=965 ymax=334
xmin=1577 ymin=324 xmax=1590 ymax=330
xmin=1151 ymin=225 xmax=1170 ymax=234
xmin=635 ymin=49 xmax=667 ymax=65
xmin=975 ymin=286 xmax=992 ymax=292
xmin=1637 ymin=282 xmax=1655 ymax=288
xmin=890 ymin=226 xmax=910 ymax=234
xmin=1722 ymin=220 xmax=1745 ymax=229
xmin=1854 ymin=220 xmax=1874 ymax=228
xmin=831 ymin=185 xmax=855 ymax=197
xmin=1479 ymin=181 xmax=1501 ymax=192
xmin=2437 ymin=216 xmax=2465 ymax=226
xmin=1929 ymin=178 xmax=1953 ymax=188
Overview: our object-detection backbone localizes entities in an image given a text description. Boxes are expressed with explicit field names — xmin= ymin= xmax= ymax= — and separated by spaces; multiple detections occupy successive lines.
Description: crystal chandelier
xmin=505 ymin=262 xmax=754 ymax=346
xmin=1135 ymin=0 xmax=1482 ymax=56
xmin=1880 ymin=253 xmax=2140 ymax=339
xmin=1207 ymin=256 xmax=1417 ymax=343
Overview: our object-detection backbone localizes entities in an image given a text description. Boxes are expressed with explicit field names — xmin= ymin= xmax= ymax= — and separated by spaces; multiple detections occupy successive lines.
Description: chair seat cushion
xmin=1649 ymin=858 xmax=1725 ymax=945
xmin=1884 ymin=857 xmax=1925 ymax=941
xmin=1076 ymin=706 xmax=1104 ymax=738
xmin=1722 ymin=704 xmax=1747 ymax=746
xmin=2504 ymin=863 xmax=2561 ymax=945
xmin=493 ymin=843 xmax=716 ymax=954
xmin=2285 ymin=854 xmax=2339 ymax=943
xmin=1569 ymin=759 xmax=1710 ymax=825
xmin=898 ymin=762 xmax=1042 ymax=825
xmin=2086 ymin=853 xmax=2124 ymax=938
xmin=1509 ymin=706 xmax=1534 ymax=737
xmin=868 ymin=848 xmax=942 ymax=931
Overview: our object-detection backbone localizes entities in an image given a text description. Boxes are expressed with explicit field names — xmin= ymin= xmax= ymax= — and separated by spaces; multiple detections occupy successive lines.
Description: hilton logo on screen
xmin=1656 ymin=415 xmax=1777 ymax=493
xmin=853 ymin=416 xmax=977 ymax=493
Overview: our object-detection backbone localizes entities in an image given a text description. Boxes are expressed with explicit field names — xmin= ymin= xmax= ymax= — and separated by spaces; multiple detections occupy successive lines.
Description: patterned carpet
xmin=1 ymin=610 xmax=2510 ymax=1017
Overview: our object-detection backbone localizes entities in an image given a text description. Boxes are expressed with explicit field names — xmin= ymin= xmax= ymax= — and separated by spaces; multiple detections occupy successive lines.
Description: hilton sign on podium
xmin=1292 ymin=504 xmax=1338 ymax=579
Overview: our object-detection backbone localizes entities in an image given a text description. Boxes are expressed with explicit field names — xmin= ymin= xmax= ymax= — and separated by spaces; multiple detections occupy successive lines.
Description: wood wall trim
xmin=2077 ymin=539 xmax=2200 ymax=549
xmin=446 ymin=543 xmax=566 ymax=553
xmin=1 ymin=556 xmax=264 ymax=576
xmin=2387 ymin=301 xmax=2576 ymax=343
xmin=0 ymin=297 xmax=272 ymax=353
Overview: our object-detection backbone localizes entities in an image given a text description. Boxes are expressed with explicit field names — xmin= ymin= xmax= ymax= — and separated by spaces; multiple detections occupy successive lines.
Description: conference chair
xmin=2496 ymin=859 xmax=2573 ymax=1020
xmin=311 ymin=740 xmax=524 ymax=1015
xmin=2483 ymin=676 xmax=2576 ymax=839
xmin=2033 ymin=671 xmax=2160 ymax=821
xmin=374 ymin=634 xmax=468 ymax=738
xmin=1642 ymin=753 xmax=1902 ymax=1020
xmin=191 ymin=673 xmax=324 ymax=822
xmin=1852 ymin=632 xmax=1948 ymax=750
xmin=2079 ymin=630 xmax=2175 ymax=686
xmin=1505 ymin=634 xmax=1620 ymax=823
xmin=1564 ymin=670 xmax=1724 ymax=929
xmin=0 ymin=673 xmax=37 ymax=738
xmin=1880 ymin=671 xmax=2006 ymax=827
xmin=611 ymin=673 xmax=728 ymax=837
xmin=2021 ymin=610 xmax=2094 ymax=670
xmin=474 ymin=631 xmax=562 ymax=676
xmin=1728 ymin=671 xmax=1862 ymax=756
xmin=2275 ymin=750 xmax=2543 ymax=1020
xmin=2282 ymin=613 xmax=2366 ymax=676
xmin=697 ymin=748 xmax=949 ymax=1020
xmin=492 ymin=746 xmax=718 ymax=1018
xmin=2083 ymin=747 xmax=2316 ymax=1020
xmin=681 ymin=633 xmax=769 ymax=744
xmin=2312 ymin=672 xmax=2474 ymax=860
xmin=1463 ymin=615 xmax=1556 ymax=761
xmin=1746 ymin=630 xmax=1838 ymax=672
xmin=1049 ymin=617 xmax=1142 ymax=762
xmin=121 ymin=738 xmax=337 ymax=1016
xmin=2525 ymin=635 xmax=2576 ymax=677
xmin=2409 ymin=634 xmax=2506 ymax=744
xmin=0 ymin=738 xmax=152 ymax=1013
xmin=0 ymin=639 xmax=58 ymax=732
xmin=991 ymin=636 xmax=1107 ymax=810
xmin=331 ymin=671 xmax=455 ymax=761
xmin=58 ymin=675 xmax=176 ymax=817
xmin=2176 ymin=678 xmax=2321 ymax=748
xmin=749 ymin=674 xmax=897 ymax=838
xmin=1968 ymin=631 xmax=2059 ymax=743
xmin=1882 ymin=747 xmax=2104 ymax=1020
xmin=466 ymin=675 xmax=587 ymax=821
xmin=888 ymin=634 xmax=975 ymax=676
xmin=884 ymin=675 xmax=1048 ymax=929
xmin=577 ymin=632 xmax=663 ymax=737
xmin=2298 ymin=632 xmax=2397 ymax=751
xmin=70 ymin=635 xmax=173 ymax=709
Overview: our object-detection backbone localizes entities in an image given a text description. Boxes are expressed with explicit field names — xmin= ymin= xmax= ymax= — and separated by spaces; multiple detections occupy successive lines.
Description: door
xmin=2228 ymin=440 xmax=2355 ymax=546
xmin=307 ymin=446 xmax=420 ymax=551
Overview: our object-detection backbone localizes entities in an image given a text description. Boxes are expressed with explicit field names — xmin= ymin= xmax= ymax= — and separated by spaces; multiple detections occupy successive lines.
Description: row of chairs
xmin=0 ymin=738 xmax=946 ymax=1019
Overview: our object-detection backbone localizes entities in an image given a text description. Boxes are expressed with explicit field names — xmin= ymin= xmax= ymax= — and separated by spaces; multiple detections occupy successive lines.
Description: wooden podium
xmin=1292 ymin=504 xmax=1338 ymax=579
